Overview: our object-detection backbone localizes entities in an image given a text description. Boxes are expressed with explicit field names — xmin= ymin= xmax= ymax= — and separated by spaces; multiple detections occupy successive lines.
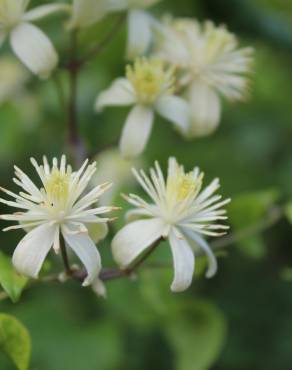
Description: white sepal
xmin=96 ymin=78 xmax=136 ymax=112
xmin=10 ymin=22 xmax=58 ymax=78
xmin=187 ymin=80 xmax=221 ymax=138
xmin=12 ymin=222 xmax=56 ymax=278
xmin=22 ymin=4 xmax=71 ymax=22
xmin=186 ymin=230 xmax=218 ymax=278
xmin=112 ymin=218 xmax=164 ymax=268
xmin=127 ymin=9 xmax=152 ymax=59
xmin=155 ymin=95 xmax=190 ymax=134
xmin=169 ymin=229 xmax=195 ymax=292
xmin=120 ymin=104 xmax=154 ymax=159
xmin=62 ymin=225 xmax=102 ymax=286
xmin=68 ymin=0 xmax=112 ymax=29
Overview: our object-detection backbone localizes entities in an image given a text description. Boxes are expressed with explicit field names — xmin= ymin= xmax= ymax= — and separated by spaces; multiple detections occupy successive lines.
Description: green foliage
xmin=285 ymin=202 xmax=292 ymax=224
xmin=0 ymin=252 xmax=28 ymax=303
xmin=165 ymin=301 xmax=227 ymax=370
xmin=0 ymin=0 xmax=291 ymax=369
xmin=228 ymin=189 xmax=279 ymax=259
xmin=0 ymin=314 xmax=31 ymax=370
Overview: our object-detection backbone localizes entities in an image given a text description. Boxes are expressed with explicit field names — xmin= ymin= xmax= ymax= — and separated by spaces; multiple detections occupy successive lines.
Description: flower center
xmin=44 ymin=169 xmax=70 ymax=209
xmin=0 ymin=0 xmax=25 ymax=29
xmin=126 ymin=58 xmax=175 ymax=105
xmin=203 ymin=22 xmax=236 ymax=63
xmin=167 ymin=167 xmax=202 ymax=203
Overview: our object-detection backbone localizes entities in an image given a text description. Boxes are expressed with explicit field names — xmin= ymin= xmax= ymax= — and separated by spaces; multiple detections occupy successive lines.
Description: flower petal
xmin=12 ymin=223 xmax=56 ymax=278
xmin=169 ymin=230 xmax=195 ymax=292
xmin=127 ymin=9 xmax=152 ymax=59
xmin=22 ymin=4 xmax=71 ymax=22
xmin=87 ymin=222 xmax=109 ymax=244
xmin=155 ymin=95 xmax=190 ymax=134
xmin=111 ymin=218 xmax=164 ymax=268
xmin=120 ymin=105 xmax=154 ymax=159
xmin=62 ymin=225 xmax=102 ymax=286
xmin=187 ymin=80 xmax=221 ymax=138
xmin=92 ymin=278 xmax=107 ymax=298
xmin=95 ymin=78 xmax=136 ymax=112
xmin=10 ymin=22 xmax=58 ymax=78
xmin=186 ymin=230 xmax=218 ymax=278
xmin=68 ymin=0 xmax=112 ymax=29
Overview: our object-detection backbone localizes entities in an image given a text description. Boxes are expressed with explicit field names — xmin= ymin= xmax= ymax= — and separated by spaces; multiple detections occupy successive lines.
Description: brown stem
xmin=60 ymin=235 xmax=72 ymax=275
xmin=67 ymin=32 xmax=87 ymax=166
xmin=71 ymin=237 xmax=163 ymax=283
xmin=78 ymin=13 xmax=126 ymax=67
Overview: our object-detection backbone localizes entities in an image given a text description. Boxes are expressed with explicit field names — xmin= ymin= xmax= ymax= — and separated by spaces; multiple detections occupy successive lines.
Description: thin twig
xmin=78 ymin=13 xmax=126 ymax=67
xmin=67 ymin=31 xmax=87 ymax=166
xmin=71 ymin=237 xmax=164 ymax=283
xmin=60 ymin=235 xmax=72 ymax=275
xmin=0 ymin=208 xmax=283 ymax=303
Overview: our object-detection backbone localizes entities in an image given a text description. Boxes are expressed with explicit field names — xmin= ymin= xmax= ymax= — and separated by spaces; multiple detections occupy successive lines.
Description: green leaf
xmin=280 ymin=267 xmax=292 ymax=282
xmin=0 ymin=314 xmax=31 ymax=370
xmin=0 ymin=252 xmax=28 ymax=302
xmin=165 ymin=300 xmax=227 ymax=370
xmin=228 ymin=189 xmax=279 ymax=259
xmin=285 ymin=202 xmax=292 ymax=224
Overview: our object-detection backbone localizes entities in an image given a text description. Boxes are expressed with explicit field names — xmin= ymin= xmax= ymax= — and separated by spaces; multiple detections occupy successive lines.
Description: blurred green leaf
xmin=0 ymin=252 xmax=28 ymax=303
xmin=165 ymin=300 xmax=227 ymax=370
xmin=285 ymin=202 xmax=292 ymax=224
xmin=228 ymin=189 xmax=280 ymax=258
xmin=0 ymin=314 xmax=31 ymax=370
xmin=280 ymin=267 xmax=292 ymax=282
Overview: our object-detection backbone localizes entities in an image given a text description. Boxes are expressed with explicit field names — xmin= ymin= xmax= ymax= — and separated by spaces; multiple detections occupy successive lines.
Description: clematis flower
xmin=108 ymin=0 xmax=162 ymax=58
xmin=67 ymin=0 xmax=113 ymax=29
xmin=155 ymin=18 xmax=254 ymax=137
xmin=112 ymin=158 xmax=230 ymax=292
xmin=95 ymin=58 xmax=190 ymax=159
xmin=0 ymin=155 xmax=116 ymax=286
xmin=0 ymin=0 xmax=70 ymax=78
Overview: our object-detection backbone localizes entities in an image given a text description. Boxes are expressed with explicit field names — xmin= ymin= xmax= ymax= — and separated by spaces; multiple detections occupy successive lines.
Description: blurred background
xmin=1 ymin=0 xmax=292 ymax=369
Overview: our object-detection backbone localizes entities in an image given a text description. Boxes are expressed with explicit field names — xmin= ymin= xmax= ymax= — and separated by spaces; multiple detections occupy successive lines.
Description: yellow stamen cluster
xmin=44 ymin=168 xmax=71 ymax=209
xmin=126 ymin=58 xmax=175 ymax=105
xmin=167 ymin=166 xmax=203 ymax=202
xmin=203 ymin=21 xmax=237 ymax=64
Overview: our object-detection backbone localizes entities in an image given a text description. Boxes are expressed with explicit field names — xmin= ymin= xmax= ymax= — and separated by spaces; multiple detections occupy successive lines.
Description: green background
xmin=1 ymin=0 xmax=292 ymax=369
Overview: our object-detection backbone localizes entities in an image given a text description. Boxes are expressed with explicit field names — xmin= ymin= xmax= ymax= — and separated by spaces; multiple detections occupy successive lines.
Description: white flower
xmin=95 ymin=58 xmax=190 ymax=159
xmin=112 ymin=158 xmax=230 ymax=292
xmin=108 ymin=0 xmax=161 ymax=58
xmin=155 ymin=18 xmax=254 ymax=137
xmin=67 ymin=0 xmax=113 ymax=29
xmin=0 ymin=155 xmax=116 ymax=286
xmin=0 ymin=56 xmax=28 ymax=104
xmin=0 ymin=0 xmax=70 ymax=78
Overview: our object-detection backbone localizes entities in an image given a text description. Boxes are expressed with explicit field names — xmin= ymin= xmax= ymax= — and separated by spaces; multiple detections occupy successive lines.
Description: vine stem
xmin=67 ymin=31 xmax=87 ymax=166
xmin=60 ymin=235 xmax=72 ymax=276
xmin=0 ymin=208 xmax=284 ymax=302
xmin=63 ymin=15 xmax=126 ymax=165
xmin=78 ymin=13 xmax=126 ymax=67
xmin=71 ymin=237 xmax=164 ymax=283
